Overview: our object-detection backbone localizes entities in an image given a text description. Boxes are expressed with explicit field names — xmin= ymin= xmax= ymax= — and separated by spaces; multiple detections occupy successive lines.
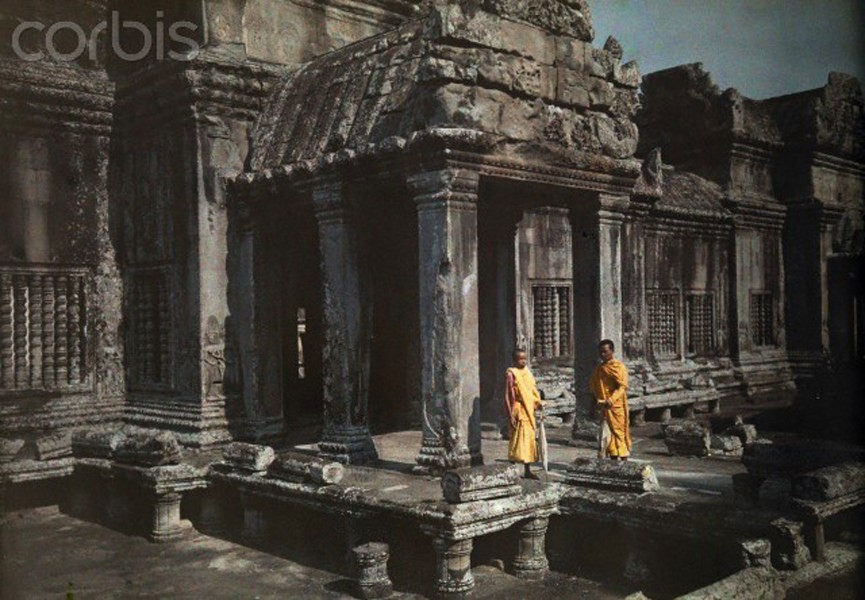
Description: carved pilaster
xmin=149 ymin=492 xmax=187 ymax=543
xmin=409 ymin=168 xmax=482 ymax=472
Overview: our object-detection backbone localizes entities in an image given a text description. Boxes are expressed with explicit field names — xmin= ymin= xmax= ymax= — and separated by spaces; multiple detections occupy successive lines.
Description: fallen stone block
xmin=565 ymin=458 xmax=660 ymax=493
xmin=269 ymin=452 xmax=345 ymax=485
xmin=743 ymin=439 xmax=862 ymax=479
xmin=710 ymin=435 xmax=743 ymax=457
xmin=114 ymin=431 xmax=182 ymax=467
xmin=222 ymin=442 xmax=275 ymax=473
xmin=663 ymin=421 xmax=710 ymax=457
xmin=35 ymin=431 xmax=73 ymax=460
xmin=71 ymin=429 xmax=125 ymax=459
xmin=769 ymin=518 xmax=811 ymax=570
xmin=723 ymin=416 xmax=758 ymax=445
xmin=792 ymin=462 xmax=865 ymax=501
xmin=0 ymin=438 xmax=25 ymax=463
xmin=441 ymin=463 xmax=522 ymax=503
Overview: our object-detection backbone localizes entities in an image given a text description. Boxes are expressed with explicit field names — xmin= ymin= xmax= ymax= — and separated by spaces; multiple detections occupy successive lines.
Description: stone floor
xmin=0 ymin=506 xmax=628 ymax=599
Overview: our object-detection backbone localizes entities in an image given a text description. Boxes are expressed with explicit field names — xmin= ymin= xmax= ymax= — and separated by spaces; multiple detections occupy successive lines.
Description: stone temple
xmin=1 ymin=1 xmax=863 ymax=598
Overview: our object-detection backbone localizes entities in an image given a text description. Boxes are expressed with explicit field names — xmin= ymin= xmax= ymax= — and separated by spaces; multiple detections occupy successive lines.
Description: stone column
xmin=312 ymin=181 xmax=378 ymax=465
xmin=409 ymin=169 xmax=482 ymax=471
xmin=353 ymin=542 xmax=393 ymax=599
xmin=149 ymin=492 xmax=186 ymax=543
xmin=431 ymin=536 xmax=474 ymax=598
xmin=570 ymin=195 xmax=628 ymax=434
xmin=197 ymin=491 xmax=226 ymax=536
xmin=512 ymin=517 xmax=550 ymax=579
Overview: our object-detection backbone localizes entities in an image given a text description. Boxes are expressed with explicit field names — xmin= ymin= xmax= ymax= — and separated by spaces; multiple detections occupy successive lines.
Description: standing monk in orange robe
xmin=589 ymin=339 xmax=631 ymax=460
xmin=504 ymin=349 xmax=545 ymax=479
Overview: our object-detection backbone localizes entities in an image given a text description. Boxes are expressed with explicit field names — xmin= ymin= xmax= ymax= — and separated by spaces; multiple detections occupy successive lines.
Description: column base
xmin=319 ymin=425 xmax=379 ymax=465
xmin=414 ymin=436 xmax=472 ymax=474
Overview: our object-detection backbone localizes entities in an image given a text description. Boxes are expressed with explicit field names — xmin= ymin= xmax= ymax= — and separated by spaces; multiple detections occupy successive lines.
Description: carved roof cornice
xmin=230 ymin=128 xmax=641 ymax=204
xmin=0 ymin=59 xmax=113 ymax=136
xmin=112 ymin=53 xmax=284 ymax=134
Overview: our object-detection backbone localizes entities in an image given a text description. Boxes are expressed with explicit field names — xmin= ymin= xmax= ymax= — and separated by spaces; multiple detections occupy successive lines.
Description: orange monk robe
xmin=504 ymin=367 xmax=543 ymax=464
xmin=589 ymin=359 xmax=631 ymax=458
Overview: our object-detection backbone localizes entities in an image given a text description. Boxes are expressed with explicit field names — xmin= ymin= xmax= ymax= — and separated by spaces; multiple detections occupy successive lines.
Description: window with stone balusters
xmin=685 ymin=292 xmax=716 ymax=357
xmin=647 ymin=289 xmax=680 ymax=359
xmin=531 ymin=284 xmax=571 ymax=359
xmin=750 ymin=291 xmax=775 ymax=347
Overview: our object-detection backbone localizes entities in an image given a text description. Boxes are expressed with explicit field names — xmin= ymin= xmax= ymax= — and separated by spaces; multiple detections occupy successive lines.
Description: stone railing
xmin=0 ymin=263 xmax=91 ymax=392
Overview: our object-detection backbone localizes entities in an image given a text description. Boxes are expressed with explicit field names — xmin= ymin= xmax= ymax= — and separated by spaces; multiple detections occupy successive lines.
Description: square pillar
xmin=570 ymin=195 xmax=628 ymax=428
xmin=312 ymin=181 xmax=378 ymax=465
xmin=409 ymin=169 xmax=482 ymax=472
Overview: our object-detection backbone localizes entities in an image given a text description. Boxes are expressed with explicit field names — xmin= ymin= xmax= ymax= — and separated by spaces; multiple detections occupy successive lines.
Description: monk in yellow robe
xmin=589 ymin=339 xmax=631 ymax=460
xmin=505 ymin=349 xmax=544 ymax=479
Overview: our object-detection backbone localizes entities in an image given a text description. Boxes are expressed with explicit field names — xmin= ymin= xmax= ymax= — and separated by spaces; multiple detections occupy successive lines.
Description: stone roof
xmin=656 ymin=168 xmax=728 ymax=219
xmin=248 ymin=0 xmax=641 ymax=173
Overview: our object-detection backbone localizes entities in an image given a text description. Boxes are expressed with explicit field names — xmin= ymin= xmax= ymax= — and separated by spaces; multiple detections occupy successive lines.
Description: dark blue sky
xmin=591 ymin=0 xmax=865 ymax=99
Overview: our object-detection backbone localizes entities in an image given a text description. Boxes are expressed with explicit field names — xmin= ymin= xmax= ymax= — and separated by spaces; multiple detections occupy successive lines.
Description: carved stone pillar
xmin=313 ymin=181 xmax=378 ymax=465
xmin=431 ymin=536 xmax=474 ymax=598
xmin=197 ymin=491 xmax=226 ymax=536
xmin=512 ymin=517 xmax=550 ymax=579
xmin=42 ymin=274 xmax=56 ymax=386
xmin=149 ymin=492 xmax=187 ymax=543
xmin=410 ymin=169 xmax=482 ymax=471
xmin=570 ymin=196 xmax=628 ymax=433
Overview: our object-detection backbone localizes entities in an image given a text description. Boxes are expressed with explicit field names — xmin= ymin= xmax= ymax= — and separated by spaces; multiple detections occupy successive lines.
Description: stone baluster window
xmin=127 ymin=265 xmax=172 ymax=389
xmin=531 ymin=284 xmax=571 ymax=359
xmin=750 ymin=291 xmax=775 ymax=347
xmin=685 ymin=292 xmax=715 ymax=357
xmin=0 ymin=265 xmax=89 ymax=391
xmin=647 ymin=289 xmax=680 ymax=359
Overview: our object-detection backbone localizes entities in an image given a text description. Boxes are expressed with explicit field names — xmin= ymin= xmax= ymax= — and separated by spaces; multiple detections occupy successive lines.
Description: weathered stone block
xmin=791 ymin=462 xmax=865 ymax=501
xmin=71 ymin=428 xmax=124 ymax=459
xmin=769 ymin=518 xmax=811 ymax=570
xmin=0 ymin=438 xmax=25 ymax=463
xmin=269 ymin=452 xmax=345 ymax=485
xmin=590 ymin=47 xmax=620 ymax=80
xmin=222 ymin=442 xmax=275 ymax=473
xmin=35 ymin=432 xmax=73 ymax=460
xmin=663 ymin=421 xmax=710 ymax=457
xmin=565 ymin=458 xmax=660 ymax=493
xmin=428 ymin=4 xmax=555 ymax=65
xmin=480 ymin=0 xmax=594 ymax=41
xmin=441 ymin=463 xmax=522 ymax=503
xmin=555 ymin=37 xmax=591 ymax=72
xmin=556 ymin=68 xmax=590 ymax=108
xmin=617 ymin=61 xmax=641 ymax=89
xmin=114 ymin=431 xmax=182 ymax=467
xmin=710 ymin=434 xmax=743 ymax=456
xmin=722 ymin=416 xmax=758 ymax=445
xmin=740 ymin=538 xmax=772 ymax=568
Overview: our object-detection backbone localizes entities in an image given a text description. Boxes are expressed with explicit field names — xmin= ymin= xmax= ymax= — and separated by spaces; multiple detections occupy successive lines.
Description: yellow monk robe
xmin=589 ymin=359 xmax=631 ymax=458
xmin=505 ymin=367 xmax=543 ymax=463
